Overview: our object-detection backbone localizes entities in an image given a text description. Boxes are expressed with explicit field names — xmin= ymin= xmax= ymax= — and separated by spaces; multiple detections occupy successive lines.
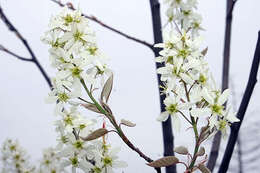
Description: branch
xmin=0 ymin=5 xmax=52 ymax=88
xmin=49 ymin=0 xmax=154 ymax=50
xmin=149 ymin=1 xmax=176 ymax=173
xmin=80 ymin=79 xmax=161 ymax=173
xmin=207 ymin=0 xmax=238 ymax=170
xmin=218 ymin=31 xmax=260 ymax=173
xmin=0 ymin=44 xmax=32 ymax=62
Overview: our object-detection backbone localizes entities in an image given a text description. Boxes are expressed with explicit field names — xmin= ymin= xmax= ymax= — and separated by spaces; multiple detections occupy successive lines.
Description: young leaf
xmin=147 ymin=156 xmax=179 ymax=168
xmin=81 ymin=104 xmax=101 ymax=113
xmin=174 ymin=146 xmax=189 ymax=155
xmin=197 ymin=147 xmax=205 ymax=156
xmin=198 ymin=164 xmax=211 ymax=173
xmin=120 ymin=119 xmax=136 ymax=127
xmin=101 ymin=101 xmax=113 ymax=115
xmin=101 ymin=74 xmax=113 ymax=103
xmin=80 ymin=128 xmax=108 ymax=141
xmin=201 ymin=47 xmax=208 ymax=56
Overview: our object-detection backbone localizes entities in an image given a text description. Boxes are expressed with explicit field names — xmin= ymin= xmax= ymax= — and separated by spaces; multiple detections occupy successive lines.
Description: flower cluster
xmin=38 ymin=147 xmax=63 ymax=173
xmin=157 ymin=0 xmax=239 ymax=136
xmin=164 ymin=0 xmax=203 ymax=36
xmin=41 ymin=7 xmax=126 ymax=173
xmin=0 ymin=139 xmax=35 ymax=173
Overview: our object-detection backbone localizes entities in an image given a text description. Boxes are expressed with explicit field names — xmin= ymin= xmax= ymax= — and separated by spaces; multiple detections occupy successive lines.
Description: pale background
xmin=0 ymin=0 xmax=260 ymax=172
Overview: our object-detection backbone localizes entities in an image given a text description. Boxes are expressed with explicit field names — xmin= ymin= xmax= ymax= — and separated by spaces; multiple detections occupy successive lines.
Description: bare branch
xmin=207 ymin=0 xmax=238 ymax=170
xmin=50 ymin=0 xmax=154 ymax=50
xmin=0 ymin=5 xmax=52 ymax=88
xmin=218 ymin=31 xmax=260 ymax=173
xmin=0 ymin=44 xmax=32 ymax=62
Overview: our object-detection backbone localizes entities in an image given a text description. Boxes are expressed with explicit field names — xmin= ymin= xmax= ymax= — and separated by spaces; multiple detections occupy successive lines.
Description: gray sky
xmin=0 ymin=0 xmax=260 ymax=172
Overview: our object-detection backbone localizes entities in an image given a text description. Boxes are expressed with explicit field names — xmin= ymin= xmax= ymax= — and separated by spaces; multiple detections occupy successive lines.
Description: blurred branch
xmin=208 ymin=0 xmax=238 ymax=170
xmin=218 ymin=31 xmax=260 ymax=173
xmin=0 ymin=44 xmax=32 ymax=62
xmin=0 ymin=5 xmax=52 ymax=88
xmin=149 ymin=1 xmax=176 ymax=173
xmin=230 ymin=79 xmax=243 ymax=173
xmin=50 ymin=0 xmax=154 ymax=50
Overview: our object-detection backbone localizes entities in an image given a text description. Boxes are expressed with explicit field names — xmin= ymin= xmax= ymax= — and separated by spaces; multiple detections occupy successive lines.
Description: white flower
xmin=157 ymin=95 xmax=191 ymax=131
xmin=202 ymin=88 xmax=230 ymax=116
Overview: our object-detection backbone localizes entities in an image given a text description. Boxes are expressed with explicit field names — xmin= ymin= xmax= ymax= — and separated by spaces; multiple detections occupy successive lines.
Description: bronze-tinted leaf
xmin=174 ymin=146 xmax=189 ymax=155
xmin=147 ymin=156 xmax=179 ymax=168
xmin=120 ymin=119 xmax=136 ymax=127
xmin=201 ymin=47 xmax=208 ymax=56
xmin=81 ymin=104 xmax=101 ymax=113
xmin=198 ymin=164 xmax=211 ymax=173
xmin=80 ymin=128 xmax=108 ymax=141
xmin=197 ymin=147 xmax=205 ymax=156
xmin=101 ymin=74 xmax=113 ymax=103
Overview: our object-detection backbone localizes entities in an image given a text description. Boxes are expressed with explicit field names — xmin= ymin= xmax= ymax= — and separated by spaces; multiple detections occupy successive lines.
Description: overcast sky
xmin=0 ymin=0 xmax=260 ymax=172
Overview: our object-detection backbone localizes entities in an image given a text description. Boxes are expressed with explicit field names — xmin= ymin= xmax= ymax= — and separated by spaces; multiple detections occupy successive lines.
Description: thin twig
xmin=218 ymin=31 xmax=260 ymax=173
xmin=0 ymin=5 xmax=52 ymax=88
xmin=0 ymin=44 xmax=32 ymax=62
xmin=49 ymin=0 xmax=154 ymax=50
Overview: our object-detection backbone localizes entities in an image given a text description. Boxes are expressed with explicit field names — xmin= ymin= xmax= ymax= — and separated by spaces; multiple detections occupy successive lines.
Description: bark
xmin=149 ymin=1 xmax=176 ymax=173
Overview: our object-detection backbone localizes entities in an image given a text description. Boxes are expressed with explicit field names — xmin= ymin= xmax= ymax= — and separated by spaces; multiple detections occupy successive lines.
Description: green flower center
xmin=10 ymin=145 xmax=16 ymax=151
xmin=103 ymin=157 xmax=112 ymax=166
xmin=73 ymin=140 xmax=83 ymax=149
xmin=71 ymin=67 xmax=82 ymax=77
xmin=73 ymin=30 xmax=83 ymax=41
xmin=58 ymin=93 xmax=69 ymax=102
xmin=61 ymin=136 xmax=68 ymax=144
xmin=199 ymin=74 xmax=207 ymax=84
xmin=183 ymin=10 xmax=191 ymax=16
xmin=166 ymin=104 xmax=178 ymax=114
xmin=14 ymin=154 xmax=20 ymax=160
xmin=88 ymin=47 xmax=98 ymax=55
xmin=70 ymin=157 xmax=78 ymax=166
xmin=93 ymin=166 xmax=102 ymax=173
xmin=64 ymin=115 xmax=73 ymax=126
xmin=166 ymin=42 xmax=174 ymax=49
xmin=79 ymin=124 xmax=86 ymax=130
xmin=177 ymin=49 xmax=189 ymax=58
xmin=166 ymin=56 xmax=174 ymax=64
xmin=64 ymin=15 xmax=73 ymax=25
xmin=211 ymin=104 xmax=223 ymax=115
xmin=219 ymin=120 xmax=227 ymax=130
xmin=44 ymin=160 xmax=50 ymax=165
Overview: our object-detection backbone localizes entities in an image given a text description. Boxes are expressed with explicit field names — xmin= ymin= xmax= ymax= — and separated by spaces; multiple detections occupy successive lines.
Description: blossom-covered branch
xmin=0 ymin=5 xmax=52 ymax=88
xmin=42 ymin=8 xmax=161 ymax=173
xmin=151 ymin=0 xmax=239 ymax=172
xmin=50 ymin=0 xmax=154 ymax=50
